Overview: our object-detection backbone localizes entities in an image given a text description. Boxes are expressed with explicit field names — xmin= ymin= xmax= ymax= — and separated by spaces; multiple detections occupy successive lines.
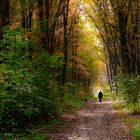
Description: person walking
xmin=98 ymin=91 xmax=103 ymax=103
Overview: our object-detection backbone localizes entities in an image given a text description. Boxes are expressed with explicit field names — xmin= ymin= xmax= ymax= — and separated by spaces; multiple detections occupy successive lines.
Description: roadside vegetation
xmin=113 ymin=77 xmax=140 ymax=140
xmin=113 ymin=98 xmax=140 ymax=140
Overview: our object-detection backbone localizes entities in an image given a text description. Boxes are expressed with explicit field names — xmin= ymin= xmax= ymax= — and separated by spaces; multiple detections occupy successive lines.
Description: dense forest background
xmin=0 ymin=0 xmax=140 ymax=138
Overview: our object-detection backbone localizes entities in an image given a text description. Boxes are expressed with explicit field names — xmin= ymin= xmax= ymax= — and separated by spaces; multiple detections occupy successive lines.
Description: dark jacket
xmin=98 ymin=91 xmax=103 ymax=99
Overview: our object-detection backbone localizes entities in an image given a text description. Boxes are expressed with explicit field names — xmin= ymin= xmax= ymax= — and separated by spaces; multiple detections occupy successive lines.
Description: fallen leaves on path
xmin=47 ymin=101 xmax=133 ymax=140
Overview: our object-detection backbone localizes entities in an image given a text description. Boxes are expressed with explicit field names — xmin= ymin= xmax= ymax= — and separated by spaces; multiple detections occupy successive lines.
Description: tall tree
xmin=0 ymin=0 xmax=10 ymax=39
xmin=62 ymin=0 xmax=70 ymax=84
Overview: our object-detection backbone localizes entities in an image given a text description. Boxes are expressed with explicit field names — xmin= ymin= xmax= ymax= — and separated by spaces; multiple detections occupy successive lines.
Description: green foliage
xmin=0 ymin=22 xmax=88 ymax=138
xmin=113 ymin=99 xmax=126 ymax=111
xmin=130 ymin=127 xmax=140 ymax=140
xmin=118 ymin=75 xmax=140 ymax=114
xmin=63 ymin=94 xmax=85 ymax=110
xmin=0 ymin=28 xmax=79 ymax=134
xmin=125 ymin=118 xmax=140 ymax=140
xmin=1 ymin=133 xmax=46 ymax=140
xmin=102 ymin=85 xmax=113 ymax=100
xmin=31 ymin=134 xmax=46 ymax=140
xmin=47 ymin=118 xmax=61 ymax=132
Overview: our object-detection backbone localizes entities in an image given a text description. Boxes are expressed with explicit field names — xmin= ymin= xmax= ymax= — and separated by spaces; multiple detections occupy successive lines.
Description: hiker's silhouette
xmin=98 ymin=91 xmax=103 ymax=103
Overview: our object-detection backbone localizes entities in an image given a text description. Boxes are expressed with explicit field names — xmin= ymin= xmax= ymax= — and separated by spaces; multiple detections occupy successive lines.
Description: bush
xmin=0 ymin=27 xmax=86 ymax=135
xmin=0 ymin=28 xmax=64 ymax=133
xmin=125 ymin=117 xmax=140 ymax=140
xmin=118 ymin=75 xmax=140 ymax=114
xmin=130 ymin=127 xmax=140 ymax=140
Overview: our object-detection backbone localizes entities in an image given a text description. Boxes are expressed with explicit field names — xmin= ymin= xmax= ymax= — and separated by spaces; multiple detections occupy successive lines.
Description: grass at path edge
xmin=113 ymin=100 xmax=140 ymax=140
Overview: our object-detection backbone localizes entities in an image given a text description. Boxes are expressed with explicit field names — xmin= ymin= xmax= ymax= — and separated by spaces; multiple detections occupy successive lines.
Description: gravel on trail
xmin=47 ymin=101 xmax=133 ymax=140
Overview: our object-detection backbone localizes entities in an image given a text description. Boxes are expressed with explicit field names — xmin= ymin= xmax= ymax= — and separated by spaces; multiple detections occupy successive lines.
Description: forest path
xmin=47 ymin=101 xmax=133 ymax=140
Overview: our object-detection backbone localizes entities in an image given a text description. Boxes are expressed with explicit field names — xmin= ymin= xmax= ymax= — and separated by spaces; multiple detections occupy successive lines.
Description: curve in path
xmin=48 ymin=101 xmax=133 ymax=140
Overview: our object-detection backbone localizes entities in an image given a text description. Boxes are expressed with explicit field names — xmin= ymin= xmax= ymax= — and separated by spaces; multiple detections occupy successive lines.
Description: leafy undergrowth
xmin=4 ymin=134 xmax=46 ymax=140
xmin=125 ymin=117 xmax=140 ymax=140
xmin=47 ymin=118 xmax=61 ymax=132
xmin=113 ymin=99 xmax=126 ymax=111
xmin=102 ymin=91 xmax=113 ymax=101
xmin=0 ymin=94 xmax=85 ymax=140
xmin=113 ymin=99 xmax=140 ymax=140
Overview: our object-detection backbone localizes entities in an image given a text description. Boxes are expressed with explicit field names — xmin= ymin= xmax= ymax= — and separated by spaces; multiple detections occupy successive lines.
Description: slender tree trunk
xmin=50 ymin=0 xmax=63 ymax=53
xmin=28 ymin=10 xmax=33 ymax=30
xmin=38 ymin=0 xmax=44 ymax=32
xmin=62 ymin=0 xmax=69 ymax=84
xmin=45 ymin=0 xmax=50 ymax=51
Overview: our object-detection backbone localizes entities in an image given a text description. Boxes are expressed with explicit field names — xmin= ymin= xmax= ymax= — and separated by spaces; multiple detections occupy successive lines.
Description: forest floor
xmin=47 ymin=100 xmax=133 ymax=140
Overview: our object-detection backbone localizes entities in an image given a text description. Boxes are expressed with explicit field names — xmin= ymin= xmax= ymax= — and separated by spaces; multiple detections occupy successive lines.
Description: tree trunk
xmin=45 ymin=0 xmax=50 ymax=51
xmin=62 ymin=0 xmax=69 ymax=84
xmin=38 ymin=0 xmax=44 ymax=32
xmin=118 ymin=12 xmax=131 ymax=75
xmin=0 ymin=0 xmax=10 ymax=39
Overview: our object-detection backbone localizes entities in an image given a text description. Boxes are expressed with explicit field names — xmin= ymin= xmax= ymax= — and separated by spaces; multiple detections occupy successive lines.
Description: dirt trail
xmin=48 ymin=101 xmax=133 ymax=140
